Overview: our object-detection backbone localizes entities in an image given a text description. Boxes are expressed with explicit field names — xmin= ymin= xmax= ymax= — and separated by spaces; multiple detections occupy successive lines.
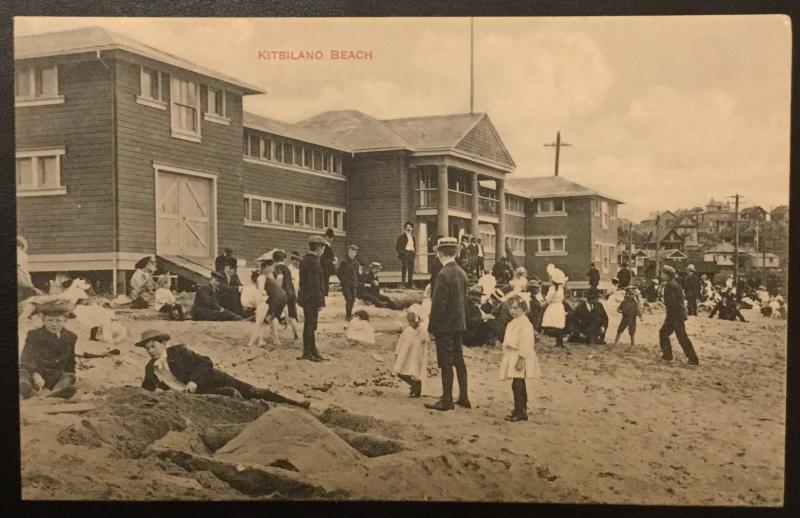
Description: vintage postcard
xmin=13 ymin=15 xmax=790 ymax=504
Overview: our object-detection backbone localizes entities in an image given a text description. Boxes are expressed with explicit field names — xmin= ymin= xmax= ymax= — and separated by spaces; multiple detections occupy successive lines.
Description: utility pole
xmin=729 ymin=194 xmax=741 ymax=298
xmin=469 ymin=17 xmax=474 ymax=114
xmin=544 ymin=131 xmax=572 ymax=177
xmin=654 ymin=211 xmax=661 ymax=279
xmin=628 ymin=221 xmax=634 ymax=273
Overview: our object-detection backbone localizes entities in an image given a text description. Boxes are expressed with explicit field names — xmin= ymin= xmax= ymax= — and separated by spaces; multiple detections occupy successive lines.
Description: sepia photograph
xmin=12 ymin=14 xmax=791 ymax=504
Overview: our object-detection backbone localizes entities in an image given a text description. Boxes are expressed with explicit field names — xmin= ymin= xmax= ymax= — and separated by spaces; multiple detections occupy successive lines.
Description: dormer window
xmin=137 ymin=66 xmax=166 ymax=109
xmin=204 ymin=87 xmax=230 ymax=125
xmin=15 ymin=65 xmax=64 ymax=107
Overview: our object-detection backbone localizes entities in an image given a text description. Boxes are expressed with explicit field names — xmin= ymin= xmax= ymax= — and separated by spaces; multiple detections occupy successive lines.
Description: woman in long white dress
xmin=541 ymin=263 xmax=567 ymax=347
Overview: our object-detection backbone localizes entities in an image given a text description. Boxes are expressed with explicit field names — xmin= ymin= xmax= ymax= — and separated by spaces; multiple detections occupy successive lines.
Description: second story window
xmin=16 ymin=148 xmax=67 ymax=197
xmin=15 ymin=65 xmax=63 ymax=106
xmin=537 ymin=198 xmax=566 ymax=216
xmin=170 ymin=78 xmax=201 ymax=142
xmin=205 ymin=87 xmax=230 ymax=125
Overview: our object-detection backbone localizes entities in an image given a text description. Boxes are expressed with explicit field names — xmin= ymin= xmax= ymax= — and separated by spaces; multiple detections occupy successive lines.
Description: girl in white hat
xmin=542 ymin=263 xmax=567 ymax=348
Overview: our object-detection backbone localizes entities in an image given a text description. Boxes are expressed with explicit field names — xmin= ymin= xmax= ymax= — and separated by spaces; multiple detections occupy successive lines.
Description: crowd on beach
xmin=16 ymin=221 xmax=786 ymax=423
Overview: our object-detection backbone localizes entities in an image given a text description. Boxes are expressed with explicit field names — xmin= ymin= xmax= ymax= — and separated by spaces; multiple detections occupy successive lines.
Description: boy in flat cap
xmin=425 ymin=237 xmax=470 ymax=411
xmin=337 ymin=244 xmax=362 ymax=321
xmin=298 ymin=235 xmax=328 ymax=361
xmin=19 ymin=300 xmax=78 ymax=400
xmin=136 ymin=330 xmax=309 ymax=408
xmin=659 ymin=265 xmax=699 ymax=365
xmin=191 ymin=271 xmax=243 ymax=321
xmin=358 ymin=262 xmax=399 ymax=310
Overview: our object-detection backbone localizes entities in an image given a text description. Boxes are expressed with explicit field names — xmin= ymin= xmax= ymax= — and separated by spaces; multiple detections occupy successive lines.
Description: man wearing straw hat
xmin=425 ymin=236 xmax=471 ymax=411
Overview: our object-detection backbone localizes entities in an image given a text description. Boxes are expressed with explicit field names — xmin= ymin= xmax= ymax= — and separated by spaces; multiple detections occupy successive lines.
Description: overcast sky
xmin=15 ymin=16 xmax=791 ymax=221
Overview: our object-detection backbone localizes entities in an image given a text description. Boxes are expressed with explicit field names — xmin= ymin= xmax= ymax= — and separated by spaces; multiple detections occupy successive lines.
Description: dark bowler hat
xmin=324 ymin=228 xmax=335 ymax=238
xmin=210 ymin=271 xmax=226 ymax=282
xmin=586 ymin=288 xmax=601 ymax=299
xmin=309 ymin=235 xmax=326 ymax=245
xmin=135 ymin=329 xmax=170 ymax=348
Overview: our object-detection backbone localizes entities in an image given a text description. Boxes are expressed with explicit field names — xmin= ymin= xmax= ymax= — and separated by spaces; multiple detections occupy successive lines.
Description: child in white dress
xmin=393 ymin=304 xmax=430 ymax=398
xmin=542 ymin=263 xmax=567 ymax=348
xmin=499 ymin=295 xmax=541 ymax=421
xmin=346 ymin=310 xmax=376 ymax=346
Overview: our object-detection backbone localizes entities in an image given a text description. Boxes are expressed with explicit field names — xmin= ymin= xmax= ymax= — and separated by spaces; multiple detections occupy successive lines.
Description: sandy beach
xmin=18 ymin=293 xmax=786 ymax=504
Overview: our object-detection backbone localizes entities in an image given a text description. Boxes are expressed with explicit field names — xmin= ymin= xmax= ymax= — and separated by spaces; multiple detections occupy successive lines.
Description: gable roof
xmin=645 ymin=227 xmax=683 ymax=244
xmin=705 ymin=242 xmax=736 ymax=253
xmin=15 ymin=26 xmax=264 ymax=94
xmin=243 ymin=112 xmax=348 ymax=152
xmin=381 ymin=112 xmax=483 ymax=151
xmin=295 ymin=110 xmax=413 ymax=152
xmin=505 ymin=176 xmax=623 ymax=203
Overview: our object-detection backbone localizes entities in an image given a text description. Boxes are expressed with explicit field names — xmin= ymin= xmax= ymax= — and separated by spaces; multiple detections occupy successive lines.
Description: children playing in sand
xmin=345 ymin=310 xmax=376 ymax=346
xmin=393 ymin=304 xmax=429 ymax=398
xmin=614 ymin=286 xmax=643 ymax=346
xmin=248 ymin=253 xmax=287 ymax=347
xmin=498 ymin=295 xmax=541 ymax=422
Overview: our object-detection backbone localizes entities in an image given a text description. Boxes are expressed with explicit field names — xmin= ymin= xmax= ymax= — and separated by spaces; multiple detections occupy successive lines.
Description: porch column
xmin=496 ymin=177 xmax=506 ymax=258
xmin=437 ymin=164 xmax=449 ymax=238
xmin=471 ymin=172 xmax=480 ymax=239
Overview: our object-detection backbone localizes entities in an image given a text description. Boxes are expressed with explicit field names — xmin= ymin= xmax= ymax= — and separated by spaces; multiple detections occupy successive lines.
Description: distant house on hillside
xmin=643 ymin=227 xmax=685 ymax=251
xmin=740 ymin=206 xmax=768 ymax=222
xmin=673 ymin=215 xmax=699 ymax=249
xmin=506 ymin=175 xmax=623 ymax=290
xmin=703 ymin=242 xmax=736 ymax=266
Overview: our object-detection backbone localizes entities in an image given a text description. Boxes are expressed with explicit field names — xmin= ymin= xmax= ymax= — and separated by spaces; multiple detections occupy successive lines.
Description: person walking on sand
xmin=683 ymin=264 xmax=701 ymax=316
xmin=424 ymin=237 xmax=470 ymax=411
xmin=659 ymin=265 xmax=700 ymax=365
xmin=542 ymin=264 xmax=567 ymax=348
xmin=498 ymin=295 xmax=541 ymax=422
xmin=298 ymin=236 xmax=328 ymax=362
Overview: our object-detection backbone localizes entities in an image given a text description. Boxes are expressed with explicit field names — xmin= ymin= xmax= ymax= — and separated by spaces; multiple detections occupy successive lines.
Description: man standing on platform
xmin=395 ymin=221 xmax=416 ymax=289
xmin=298 ymin=236 xmax=328 ymax=362
xmin=425 ymin=237 xmax=471 ymax=412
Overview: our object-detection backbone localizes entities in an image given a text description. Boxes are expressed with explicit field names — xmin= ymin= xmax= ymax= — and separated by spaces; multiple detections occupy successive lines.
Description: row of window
xmin=530 ymin=236 xmax=567 ymax=256
xmin=474 ymin=231 xmax=526 ymax=255
xmin=536 ymin=198 xmax=566 ymax=215
xmin=506 ymin=196 xmax=525 ymax=214
xmin=243 ymin=133 xmax=343 ymax=176
xmin=138 ymin=66 xmax=230 ymax=142
xmin=244 ymin=195 xmax=346 ymax=232
xmin=15 ymin=65 xmax=60 ymax=103
xmin=15 ymin=149 xmax=66 ymax=195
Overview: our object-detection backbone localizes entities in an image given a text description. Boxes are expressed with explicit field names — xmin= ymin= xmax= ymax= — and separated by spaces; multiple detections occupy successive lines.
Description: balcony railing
xmin=415 ymin=188 xmax=501 ymax=216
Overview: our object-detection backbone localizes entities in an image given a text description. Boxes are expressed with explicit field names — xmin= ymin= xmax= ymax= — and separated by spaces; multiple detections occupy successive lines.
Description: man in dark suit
xmin=191 ymin=272 xmax=243 ymax=321
xmin=587 ymin=263 xmax=600 ymax=290
xmin=358 ymin=262 xmax=399 ymax=309
xmin=395 ymin=221 xmax=416 ymax=289
xmin=659 ymin=265 xmax=699 ymax=365
xmin=569 ymin=289 xmax=609 ymax=344
xmin=425 ymin=237 xmax=470 ymax=411
xmin=135 ymin=330 xmax=309 ymax=407
xmin=19 ymin=300 xmax=78 ymax=400
xmin=683 ymin=264 xmax=701 ymax=316
xmin=215 ymin=247 xmax=236 ymax=274
xmin=337 ymin=244 xmax=361 ymax=321
xmin=298 ymin=235 xmax=328 ymax=362
xmin=218 ymin=257 xmax=243 ymax=316
xmin=527 ymin=279 xmax=546 ymax=333
xmin=462 ymin=285 xmax=495 ymax=347
xmin=320 ymin=228 xmax=336 ymax=297
xmin=491 ymin=255 xmax=514 ymax=286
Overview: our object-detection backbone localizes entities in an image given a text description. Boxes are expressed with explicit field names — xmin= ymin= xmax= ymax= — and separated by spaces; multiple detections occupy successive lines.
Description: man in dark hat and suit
xmin=136 ymin=330 xmax=309 ymax=407
xmin=569 ymin=289 xmax=609 ymax=345
xmin=358 ymin=262 xmax=399 ymax=309
xmin=298 ymin=235 xmax=328 ymax=362
xmin=218 ymin=256 xmax=243 ymax=316
xmin=462 ymin=285 xmax=495 ymax=347
xmin=320 ymin=228 xmax=337 ymax=297
xmin=19 ymin=300 xmax=78 ymax=400
xmin=337 ymin=244 xmax=362 ymax=321
xmin=395 ymin=221 xmax=416 ymax=289
xmin=683 ymin=264 xmax=701 ymax=316
xmin=215 ymin=247 xmax=236 ymax=274
xmin=191 ymin=271 xmax=243 ymax=321
xmin=425 ymin=237 xmax=470 ymax=411
xmin=587 ymin=263 xmax=601 ymax=291
xmin=659 ymin=265 xmax=700 ymax=365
